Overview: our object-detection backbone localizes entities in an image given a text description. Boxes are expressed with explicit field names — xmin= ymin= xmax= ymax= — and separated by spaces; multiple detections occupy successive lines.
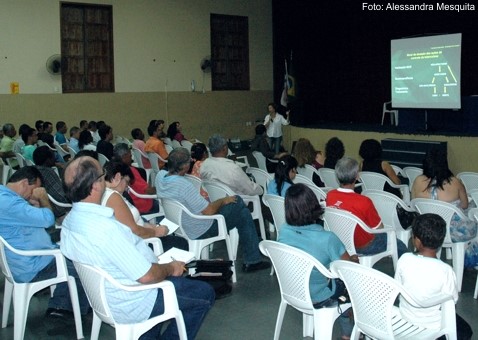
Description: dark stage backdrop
xmin=272 ymin=0 xmax=478 ymax=129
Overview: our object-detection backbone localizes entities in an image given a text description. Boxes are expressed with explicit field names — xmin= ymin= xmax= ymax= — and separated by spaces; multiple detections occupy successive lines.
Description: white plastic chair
xmin=247 ymin=167 xmax=273 ymax=193
xmin=202 ymin=180 xmax=267 ymax=241
xmin=403 ymin=166 xmax=422 ymax=188
xmin=161 ymin=197 xmax=239 ymax=283
xmin=362 ymin=189 xmax=414 ymax=246
xmin=293 ymin=173 xmax=315 ymax=187
xmin=0 ymin=236 xmax=84 ymax=340
xmin=467 ymin=208 xmax=478 ymax=299
xmin=127 ymin=186 xmax=164 ymax=223
xmin=47 ymin=193 xmax=72 ymax=229
xmin=411 ymin=198 xmax=469 ymax=292
xmin=259 ymin=241 xmax=351 ymax=340
xmin=390 ymin=164 xmax=404 ymax=177
xmin=131 ymin=147 xmax=152 ymax=184
xmin=180 ymin=140 xmax=193 ymax=152
xmin=171 ymin=139 xmax=182 ymax=149
xmin=54 ymin=142 xmax=70 ymax=160
xmin=457 ymin=172 xmax=478 ymax=193
xmin=184 ymin=174 xmax=202 ymax=192
xmin=147 ymin=152 xmax=168 ymax=184
xmin=296 ymin=164 xmax=320 ymax=184
xmin=331 ymin=260 xmax=456 ymax=340
xmin=14 ymin=153 xmax=27 ymax=168
xmin=359 ymin=171 xmax=410 ymax=203
xmin=67 ymin=146 xmax=77 ymax=159
xmin=252 ymin=151 xmax=276 ymax=174
xmin=262 ymin=194 xmax=285 ymax=236
xmin=97 ymin=153 xmax=109 ymax=166
xmin=1 ymin=158 xmax=11 ymax=185
xmin=323 ymin=207 xmax=399 ymax=270
xmin=318 ymin=168 xmax=340 ymax=189
xmin=382 ymin=101 xmax=399 ymax=126
xmin=73 ymin=262 xmax=186 ymax=340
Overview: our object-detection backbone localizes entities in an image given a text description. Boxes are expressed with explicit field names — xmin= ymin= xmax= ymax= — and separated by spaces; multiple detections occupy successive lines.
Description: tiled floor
xmin=1 ymin=243 xmax=477 ymax=339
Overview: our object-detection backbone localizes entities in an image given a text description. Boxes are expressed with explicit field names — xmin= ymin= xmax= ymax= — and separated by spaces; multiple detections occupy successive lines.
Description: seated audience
xmin=78 ymin=129 xmax=96 ymax=151
xmin=250 ymin=124 xmax=287 ymax=173
xmin=0 ymin=123 xmax=17 ymax=166
xmin=395 ymin=213 xmax=472 ymax=339
xmin=188 ymin=142 xmax=209 ymax=200
xmin=359 ymin=138 xmax=401 ymax=197
xmin=35 ymin=120 xmax=44 ymax=134
xmin=144 ymin=120 xmax=169 ymax=169
xmin=131 ymin=127 xmax=151 ymax=168
xmin=267 ymin=155 xmax=298 ymax=197
xmin=0 ymin=166 xmax=89 ymax=318
xmin=102 ymin=161 xmax=188 ymax=251
xmin=278 ymin=183 xmax=356 ymax=339
xmin=96 ymin=124 xmax=114 ymax=160
xmin=61 ymin=156 xmax=214 ymax=339
xmin=33 ymin=146 xmax=70 ymax=222
xmin=79 ymin=120 xmax=88 ymax=131
xmin=88 ymin=120 xmax=101 ymax=145
xmin=38 ymin=121 xmax=54 ymax=147
xmin=113 ymin=143 xmax=159 ymax=215
xmin=323 ymin=137 xmax=345 ymax=169
xmin=326 ymin=157 xmax=408 ymax=257
xmin=294 ymin=137 xmax=324 ymax=186
xmin=54 ymin=121 xmax=68 ymax=145
xmin=411 ymin=148 xmax=477 ymax=243
xmin=167 ymin=121 xmax=187 ymax=143
xmin=157 ymin=148 xmax=271 ymax=272
xmin=12 ymin=124 xmax=30 ymax=154
xmin=68 ymin=126 xmax=81 ymax=153
xmin=21 ymin=127 xmax=38 ymax=162
xmin=200 ymin=134 xmax=263 ymax=196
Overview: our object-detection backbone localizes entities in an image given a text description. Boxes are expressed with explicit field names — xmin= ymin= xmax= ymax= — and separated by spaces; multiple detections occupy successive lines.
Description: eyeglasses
xmin=96 ymin=170 xmax=106 ymax=181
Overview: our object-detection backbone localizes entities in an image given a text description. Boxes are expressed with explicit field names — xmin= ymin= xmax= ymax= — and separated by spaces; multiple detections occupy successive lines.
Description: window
xmin=60 ymin=3 xmax=114 ymax=93
xmin=210 ymin=14 xmax=249 ymax=91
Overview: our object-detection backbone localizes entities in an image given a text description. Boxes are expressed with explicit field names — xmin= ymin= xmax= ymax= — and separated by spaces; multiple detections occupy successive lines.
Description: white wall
xmin=0 ymin=0 xmax=273 ymax=94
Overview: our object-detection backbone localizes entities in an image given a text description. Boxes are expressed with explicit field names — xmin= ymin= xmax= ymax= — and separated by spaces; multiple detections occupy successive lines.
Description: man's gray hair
xmin=335 ymin=156 xmax=359 ymax=185
xmin=208 ymin=134 xmax=228 ymax=155
xmin=2 ymin=123 xmax=14 ymax=134
xmin=113 ymin=142 xmax=130 ymax=159
xmin=168 ymin=147 xmax=191 ymax=174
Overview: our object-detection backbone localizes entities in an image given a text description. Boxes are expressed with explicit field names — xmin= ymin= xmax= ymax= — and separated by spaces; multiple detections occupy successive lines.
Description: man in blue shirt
xmin=61 ymin=156 xmax=215 ymax=339
xmin=0 ymin=166 xmax=89 ymax=317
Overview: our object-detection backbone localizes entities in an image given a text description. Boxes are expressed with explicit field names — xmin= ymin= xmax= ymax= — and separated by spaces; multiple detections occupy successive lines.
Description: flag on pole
xmin=280 ymin=59 xmax=289 ymax=107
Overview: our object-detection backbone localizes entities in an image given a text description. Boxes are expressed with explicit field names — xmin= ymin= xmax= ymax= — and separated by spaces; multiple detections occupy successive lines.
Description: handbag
xmin=396 ymin=204 xmax=419 ymax=230
xmin=186 ymin=259 xmax=234 ymax=299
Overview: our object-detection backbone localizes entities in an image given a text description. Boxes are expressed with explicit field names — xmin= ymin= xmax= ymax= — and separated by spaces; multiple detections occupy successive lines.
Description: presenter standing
xmin=264 ymin=103 xmax=290 ymax=154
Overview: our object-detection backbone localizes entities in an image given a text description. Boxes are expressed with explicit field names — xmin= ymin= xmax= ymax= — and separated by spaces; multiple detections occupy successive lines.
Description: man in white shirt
xmin=200 ymin=134 xmax=263 ymax=196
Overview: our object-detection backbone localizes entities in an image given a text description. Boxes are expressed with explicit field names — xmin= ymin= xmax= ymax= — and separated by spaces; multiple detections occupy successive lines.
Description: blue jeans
xmin=31 ymin=258 xmax=90 ymax=314
xmin=198 ymin=196 xmax=263 ymax=265
xmin=269 ymin=136 xmax=282 ymax=154
xmin=139 ymin=276 xmax=215 ymax=340
xmin=357 ymin=233 xmax=408 ymax=258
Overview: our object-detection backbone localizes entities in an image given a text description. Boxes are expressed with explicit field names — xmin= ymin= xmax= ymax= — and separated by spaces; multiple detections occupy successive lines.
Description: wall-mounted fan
xmin=200 ymin=57 xmax=212 ymax=73
xmin=46 ymin=54 xmax=62 ymax=75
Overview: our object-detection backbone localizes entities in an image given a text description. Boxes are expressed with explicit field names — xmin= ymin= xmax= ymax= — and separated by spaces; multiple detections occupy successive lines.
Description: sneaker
xmin=44 ymin=308 xmax=73 ymax=320
xmin=242 ymin=261 xmax=271 ymax=273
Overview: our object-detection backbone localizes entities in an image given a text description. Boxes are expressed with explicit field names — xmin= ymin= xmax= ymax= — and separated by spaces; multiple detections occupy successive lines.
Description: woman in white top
xmin=102 ymin=161 xmax=188 ymax=251
xmin=264 ymin=102 xmax=290 ymax=154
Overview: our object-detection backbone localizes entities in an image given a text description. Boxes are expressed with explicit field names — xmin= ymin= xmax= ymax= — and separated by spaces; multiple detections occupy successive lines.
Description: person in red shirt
xmin=326 ymin=156 xmax=408 ymax=256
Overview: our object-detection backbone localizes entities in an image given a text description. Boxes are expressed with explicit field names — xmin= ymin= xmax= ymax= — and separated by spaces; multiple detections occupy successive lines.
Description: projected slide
xmin=391 ymin=33 xmax=461 ymax=109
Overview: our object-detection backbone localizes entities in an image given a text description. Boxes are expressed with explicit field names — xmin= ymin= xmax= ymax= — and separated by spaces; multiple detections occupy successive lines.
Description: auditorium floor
xmin=1 ymin=240 xmax=478 ymax=340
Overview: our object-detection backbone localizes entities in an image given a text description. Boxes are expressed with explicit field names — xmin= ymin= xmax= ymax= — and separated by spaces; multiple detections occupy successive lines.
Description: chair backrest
xmin=147 ymin=152 xmax=166 ymax=173
xmin=0 ymin=236 xmax=14 ymax=284
xmin=468 ymin=207 xmax=478 ymax=222
xmin=308 ymin=185 xmax=329 ymax=203
xmin=359 ymin=171 xmax=391 ymax=190
xmin=247 ymin=167 xmax=273 ymax=192
xmin=160 ymin=198 xmax=196 ymax=240
xmin=402 ymin=166 xmax=422 ymax=187
xmin=181 ymin=140 xmax=193 ymax=151
xmin=15 ymin=152 xmax=26 ymax=168
xmin=202 ymin=180 xmax=235 ymax=201
xmin=67 ymin=146 xmax=77 ymax=159
xmin=457 ymin=172 xmax=478 ymax=192
xmin=410 ymin=198 xmax=467 ymax=245
xmin=252 ymin=151 xmax=268 ymax=172
xmin=318 ymin=168 xmax=340 ymax=188
xmin=131 ymin=147 xmax=147 ymax=169
xmin=390 ymin=164 xmax=404 ymax=177
xmin=97 ymin=153 xmax=109 ymax=166
xmin=263 ymin=194 xmax=286 ymax=234
xmin=362 ymin=189 xmax=410 ymax=230
xmin=165 ymin=144 xmax=173 ymax=153
xmin=259 ymin=240 xmax=334 ymax=312
xmin=163 ymin=137 xmax=172 ymax=146
xmin=171 ymin=140 xmax=182 ymax=149
xmin=73 ymin=262 xmax=115 ymax=325
xmin=293 ymin=174 xmax=315 ymax=186
xmin=469 ymin=189 xmax=478 ymax=206
xmin=296 ymin=164 xmax=318 ymax=183
xmin=184 ymin=174 xmax=202 ymax=192
xmin=323 ymin=207 xmax=363 ymax=256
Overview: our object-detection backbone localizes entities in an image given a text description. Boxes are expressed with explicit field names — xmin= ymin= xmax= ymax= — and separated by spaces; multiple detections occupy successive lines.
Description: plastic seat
xmin=362 ymin=189 xmax=414 ymax=246
xmin=184 ymin=174 xmax=202 ymax=192
xmin=402 ymin=166 xmax=422 ymax=188
xmin=0 ymin=236 xmax=84 ymax=340
xmin=14 ymin=153 xmax=26 ymax=168
xmin=382 ymin=101 xmax=399 ymax=126
xmin=131 ymin=147 xmax=152 ymax=184
xmin=247 ymin=167 xmax=273 ymax=193
xmin=127 ymin=186 xmax=164 ymax=223
xmin=171 ymin=139 xmax=182 ymax=149
xmin=262 ymin=194 xmax=285 ymax=236
xmin=180 ymin=140 xmax=193 ymax=151
xmin=259 ymin=241 xmax=351 ymax=340
xmin=457 ymin=172 xmax=478 ymax=193
xmin=331 ymin=260 xmax=456 ymax=340
xmin=359 ymin=171 xmax=410 ymax=203
xmin=323 ymin=207 xmax=399 ymax=270
xmin=318 ymin=168 xmax=340 ymax=189
xmin=293 ymin=173 xmax=315 ymax=186
xmin=54 ymin=142 xmax=70 ymax=160
xmin=390 ymin=164 xmax=404 ymax=177
xmin=67 ymin=146 xmax=77 ymax=159
xmin=47 ymin=193 xmax=72 ymax=229
xmin=161 ymin=197 xmax=239 ymax=282
xmin=297 ymin=164 xmax=320 ymax=184
xmin=252 ymin=151 xmax=276 ymax=174
xmin=97 ymin=153 xmax=109 ymax=166
xmin=202 ymin=180 xmax=267 ymax=241
xmin=410 ymin=198 xmax=468 ymax=292
xmin=1 ymin=158 xmax=11 ymax=185
xmin=467 ymin=208 xmax=478 ymax=299
xmin=73 ymin=262 xmax=186 ymax=340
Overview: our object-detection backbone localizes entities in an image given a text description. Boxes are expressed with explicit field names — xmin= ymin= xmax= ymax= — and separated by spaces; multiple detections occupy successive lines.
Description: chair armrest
xmin=128 ymin=186 xmax=157 ymax=199
xmin=144 ymin=237 xmax=164 ymax=256
xmin=400 ymin=291 xmax=455 ymax=308
xmin=181 ymin=210 xmax=228 ymax=238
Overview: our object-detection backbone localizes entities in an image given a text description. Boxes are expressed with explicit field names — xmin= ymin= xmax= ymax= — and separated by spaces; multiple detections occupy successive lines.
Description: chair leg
xmin=303 ymin=314 xmax=313 ymax=337
xmin=13 ymin=286 xmax=30 ymax=340
xmin=2 ymin=281 xmax=13 ymax=328
xmin=274 ymin=302 xmax=287 ymax=340
xmin=452 ymin=244 xmax=465 ymax=292
xmin=67 ymin=276 xmax=84 ymax=339
xmin=90 ymin=314 xmax=102 ymax=340
xmin=474 ymin=275 xmax=478 ymax=299
xmin=175 ymin=312 xmax=188 ymax=340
